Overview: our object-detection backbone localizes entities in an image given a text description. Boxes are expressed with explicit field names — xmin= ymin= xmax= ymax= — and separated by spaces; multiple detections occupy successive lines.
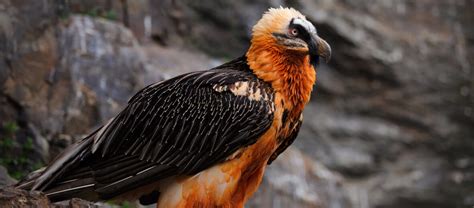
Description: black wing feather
xmin=26 ymin=61 xmax=275 ymax=201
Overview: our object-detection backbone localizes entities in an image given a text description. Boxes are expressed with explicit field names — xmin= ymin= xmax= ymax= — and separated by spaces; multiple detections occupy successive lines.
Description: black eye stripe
xmin=289 ymin=18 xmax=317 ymax=39
xmin=289 ymin=23 xmax=311 ymax=41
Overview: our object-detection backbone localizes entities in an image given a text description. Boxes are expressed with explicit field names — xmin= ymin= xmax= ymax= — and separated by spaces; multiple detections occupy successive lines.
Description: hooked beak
xmin=309 ymin=34 xmax=331 ymax=64
xmin=316 ymin=36 xmax=331 ymax=63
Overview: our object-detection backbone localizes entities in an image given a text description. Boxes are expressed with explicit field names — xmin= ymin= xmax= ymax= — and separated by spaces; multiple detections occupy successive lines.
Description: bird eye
xmin=289 ymin=28 xmax=298 ymax=37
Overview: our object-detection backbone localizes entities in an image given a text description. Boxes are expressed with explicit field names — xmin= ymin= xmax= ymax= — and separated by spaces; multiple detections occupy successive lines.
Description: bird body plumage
xmin=16 ymin=7 xmax=331 ymax=208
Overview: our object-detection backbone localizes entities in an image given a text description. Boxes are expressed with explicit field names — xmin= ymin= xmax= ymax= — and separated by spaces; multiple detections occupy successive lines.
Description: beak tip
xmin=325 ymin=53 xmax=331 ymax=63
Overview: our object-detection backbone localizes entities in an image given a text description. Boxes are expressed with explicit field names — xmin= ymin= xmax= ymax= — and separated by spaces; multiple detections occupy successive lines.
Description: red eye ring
xmin=290 ymin=28 xmax=298 ymax=36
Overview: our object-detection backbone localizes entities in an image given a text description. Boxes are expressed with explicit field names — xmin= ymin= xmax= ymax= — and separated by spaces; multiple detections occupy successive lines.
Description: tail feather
xmin=44 ymin=177 xmax=99 ymax=202
xmin=15 ymin=167 xmax=46 ymax=190
xmin=15 ymin=130 xmax=98 ymax=202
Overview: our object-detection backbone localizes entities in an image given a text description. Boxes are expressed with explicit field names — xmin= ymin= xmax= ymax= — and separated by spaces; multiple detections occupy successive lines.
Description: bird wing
xmin=30 ymin=68 xmax=275 ymax=200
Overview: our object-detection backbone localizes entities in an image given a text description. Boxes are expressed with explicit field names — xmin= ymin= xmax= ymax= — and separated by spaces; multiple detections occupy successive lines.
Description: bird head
xmin=248 ymin=7 xmax=331 ymax=66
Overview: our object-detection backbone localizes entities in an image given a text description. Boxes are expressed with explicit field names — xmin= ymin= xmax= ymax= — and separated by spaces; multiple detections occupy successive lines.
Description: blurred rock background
xmin=0 ymin=0 xmax=472 ymax=207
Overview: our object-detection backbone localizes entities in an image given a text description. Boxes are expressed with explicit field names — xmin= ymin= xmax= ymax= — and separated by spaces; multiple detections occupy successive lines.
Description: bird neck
xmin=246 ymin=45 xmax=316 ymax=114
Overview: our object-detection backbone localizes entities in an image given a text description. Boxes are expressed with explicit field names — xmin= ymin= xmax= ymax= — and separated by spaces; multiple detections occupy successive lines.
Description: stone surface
xmin=0 ymin=1 xmax=164 ymax=190
xmin=0 ymin=166 xmax=15 ymax=186
xmin=0 ymin=187 xmax=51 ymax=208
xmin=248 ymin=147 xmax=350 ymax=208
xmin=58 ymin=15 xmax=150 ymax=125
xmin=0 ymin=186 xmax=108 ymax=208
xmin=0 ymin=0 xmax=156 ymax=160
xmin=291 ymin=1 xmax=474 ymax=207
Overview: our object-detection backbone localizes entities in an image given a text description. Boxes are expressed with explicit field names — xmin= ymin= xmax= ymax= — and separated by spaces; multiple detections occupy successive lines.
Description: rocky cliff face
xmin=0 ymin=0 xmax=472 ymax=208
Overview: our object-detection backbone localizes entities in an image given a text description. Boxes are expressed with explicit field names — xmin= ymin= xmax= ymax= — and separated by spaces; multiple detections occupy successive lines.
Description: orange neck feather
xmin=246 ymin=38 xmax=316 ymax=114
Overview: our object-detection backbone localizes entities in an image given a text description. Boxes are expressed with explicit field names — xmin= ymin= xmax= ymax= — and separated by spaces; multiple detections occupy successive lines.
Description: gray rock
xmin=0 ymin=0 xmax=160 ymax=183
xmin=0 ymin=186 xmax=111 ymax=208
xmin=0 ymin=186 xmax=51 ymax=208
xmin=58 ymin=15 xmax=151 ymax=124
xmin=291 ymin=0 xmax=474 ymax=207
xmin=0 ymin=166 xmax=16 ymax=186
xmin=248 ymin=147 xmax=350 ymax=208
